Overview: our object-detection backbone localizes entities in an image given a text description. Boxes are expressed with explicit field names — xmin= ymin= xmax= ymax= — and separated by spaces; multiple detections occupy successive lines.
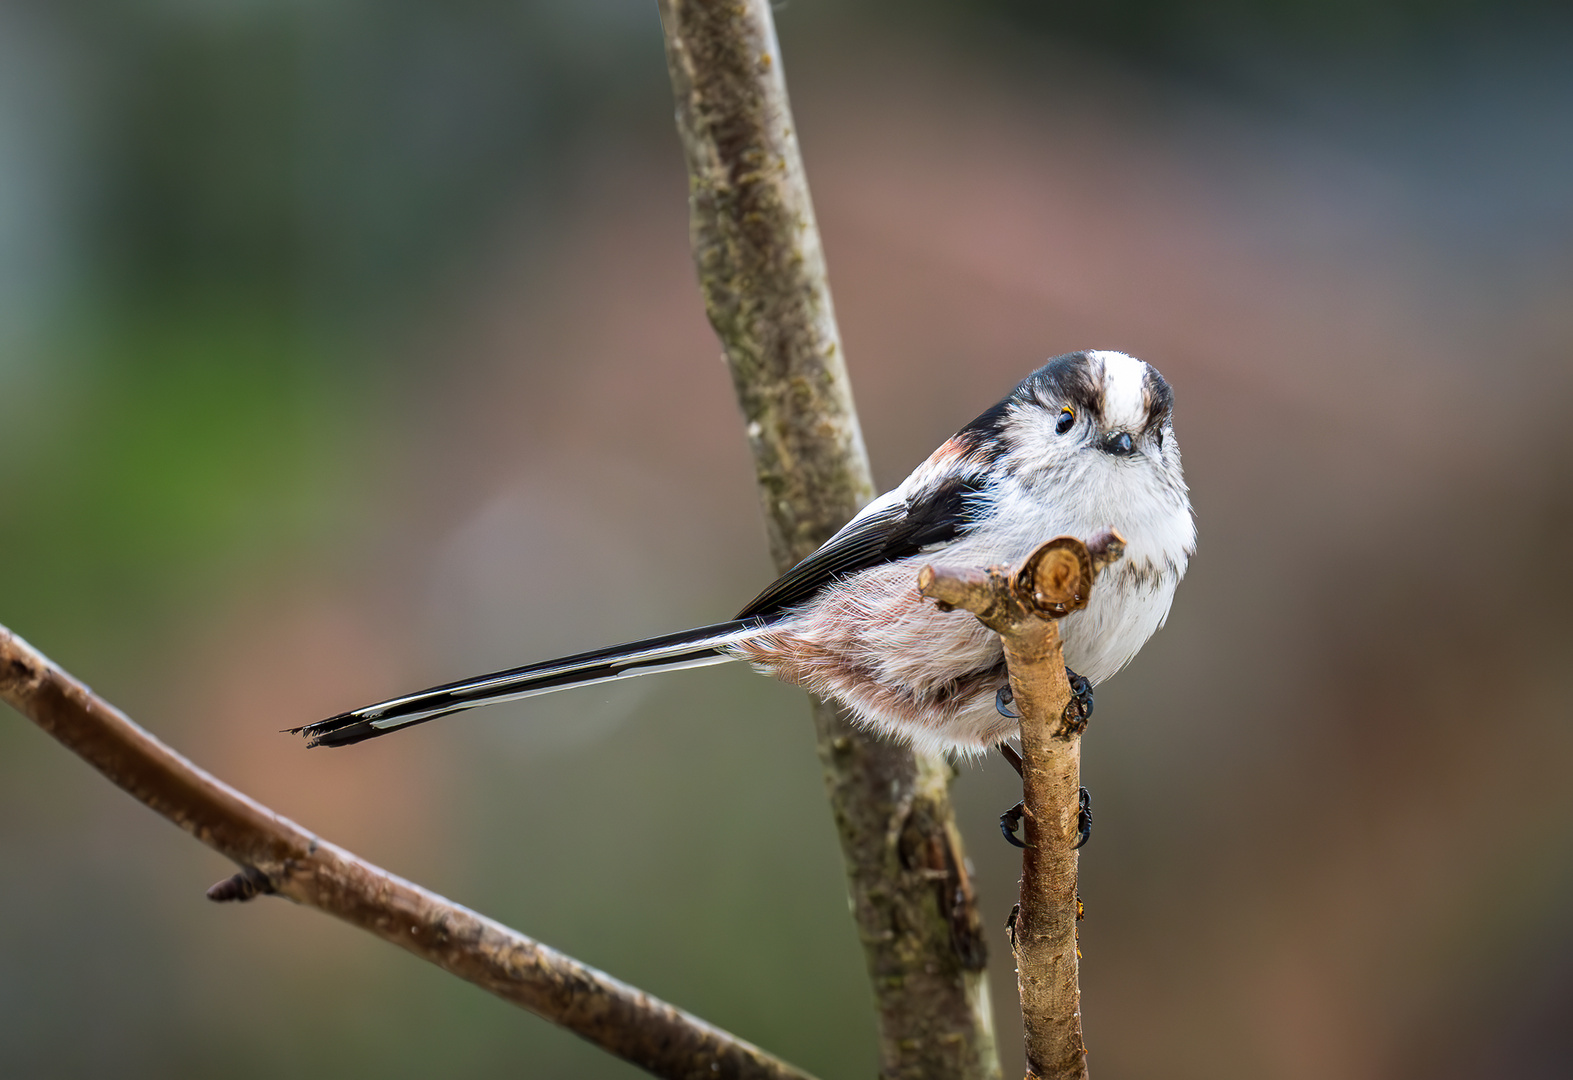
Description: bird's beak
xmin=1098 ymin=430 xmax=1136 ymax=457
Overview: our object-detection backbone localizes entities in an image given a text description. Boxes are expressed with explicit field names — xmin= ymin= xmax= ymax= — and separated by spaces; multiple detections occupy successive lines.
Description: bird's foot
xmin=998 ymin=674 xmax=1092 ymax=733
xmin=994 ymin=744 xmax=1092 ymax=849
xmin=1000 ymin=801 xmax=1027 ymax=848
xmin=998 ymin=787 xmax=1092 ymax=848
xmin=1061 ymin=668 xmax=1094 ymax=736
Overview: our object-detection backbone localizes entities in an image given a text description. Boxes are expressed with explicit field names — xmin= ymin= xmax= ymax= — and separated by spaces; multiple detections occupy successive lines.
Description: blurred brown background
xmin=2 ymin=1 xmax=1571 ymax=1078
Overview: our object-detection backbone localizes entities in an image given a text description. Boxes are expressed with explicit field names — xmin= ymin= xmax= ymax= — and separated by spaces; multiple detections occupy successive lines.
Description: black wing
xmin=736 ymin=474 xmax=990 ymax=619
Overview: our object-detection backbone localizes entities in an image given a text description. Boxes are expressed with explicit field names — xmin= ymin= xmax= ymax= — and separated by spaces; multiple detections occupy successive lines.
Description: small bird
xmin=296 ymin=350 xmax=1195 ymax=761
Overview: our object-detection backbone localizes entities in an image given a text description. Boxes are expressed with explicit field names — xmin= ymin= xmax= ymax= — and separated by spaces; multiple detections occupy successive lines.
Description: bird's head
xmin=940 ymin=350 xmax=1193 ymax=562
xmin=996 ymin=350 xmax=1182 ymax=483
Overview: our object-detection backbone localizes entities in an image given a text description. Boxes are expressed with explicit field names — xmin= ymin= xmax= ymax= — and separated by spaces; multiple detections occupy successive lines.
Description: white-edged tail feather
xmin=293 ymin=618 xmax=773 ymax=747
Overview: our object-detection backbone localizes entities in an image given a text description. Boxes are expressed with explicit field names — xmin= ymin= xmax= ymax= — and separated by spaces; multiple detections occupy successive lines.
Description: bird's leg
xmin=994 ymin=667 xmax=1093 ymax=848
xmin=997 ymin=742 xmax=1027 ymax=848
xmin=997 ymin=740 xmax=1024 ymax=777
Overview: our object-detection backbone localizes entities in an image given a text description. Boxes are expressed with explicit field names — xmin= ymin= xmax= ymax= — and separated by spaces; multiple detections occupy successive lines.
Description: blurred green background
xmin=2 ymin=1 xmax=1572 ymax=1077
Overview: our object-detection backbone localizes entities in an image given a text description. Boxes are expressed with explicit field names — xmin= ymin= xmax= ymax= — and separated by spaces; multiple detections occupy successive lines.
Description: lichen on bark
xmin=658 ymin=3 xmax=1001 ymax=1077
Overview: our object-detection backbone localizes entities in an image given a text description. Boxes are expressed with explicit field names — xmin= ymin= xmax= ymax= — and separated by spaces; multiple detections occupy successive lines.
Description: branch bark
xmin=657 ymin=4 xmax=999 ymax=1078
xmin=0 ymin=625 xmax=815 ymax=1080
xmin=919 ymin=532 xmax=1126 ymax=1080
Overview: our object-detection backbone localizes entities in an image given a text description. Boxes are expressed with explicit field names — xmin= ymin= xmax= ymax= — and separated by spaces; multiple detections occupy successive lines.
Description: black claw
xmin=1074 ymin=786 xmax=1092 ymax=849
xmin=997 ymin=744 xmax=1085 ymax=850
xmin=1000 ymin=801 xmax=1027 ymax=848
xmin=995 ymin=684 xmax=1019 ymax=719
xmin=1062 ymin=668 xmax=1094 ymax=735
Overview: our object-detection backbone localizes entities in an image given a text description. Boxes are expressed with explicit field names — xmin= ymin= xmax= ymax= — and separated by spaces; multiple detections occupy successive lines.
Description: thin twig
xmin=0 ymin=625 xmax=816 ymax=1080
xmin=919 ymin=531 xmax=1125 ymax=1080
xmin=656 ymin=3 xmax=1000 ymax=1076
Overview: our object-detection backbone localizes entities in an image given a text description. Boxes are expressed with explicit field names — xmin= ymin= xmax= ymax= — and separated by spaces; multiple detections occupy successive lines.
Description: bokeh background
xmin=2 ymin=1 xmax=1571 ymax=1077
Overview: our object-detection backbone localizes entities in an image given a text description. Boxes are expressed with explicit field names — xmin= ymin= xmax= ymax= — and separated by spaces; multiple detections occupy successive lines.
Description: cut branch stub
xmin=1016 ymin=541 xmax=1091 ymax=617
xmin=916 ymin=528 xmax=1125 ymax=634
xmin=1016 ymin=528 xmax=1127 ymax=618
xmin=915 ymin=565 xmax=1007 ymax=620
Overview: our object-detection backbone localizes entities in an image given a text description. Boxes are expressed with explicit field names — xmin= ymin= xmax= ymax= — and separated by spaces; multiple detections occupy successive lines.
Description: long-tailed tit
xmin=296 ymin=350 xmax=1195 ymax=756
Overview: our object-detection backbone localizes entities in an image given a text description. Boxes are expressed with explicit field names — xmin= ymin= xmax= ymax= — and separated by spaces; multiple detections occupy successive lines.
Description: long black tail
xmin=293 ymin=617 xmax=774 ymax=748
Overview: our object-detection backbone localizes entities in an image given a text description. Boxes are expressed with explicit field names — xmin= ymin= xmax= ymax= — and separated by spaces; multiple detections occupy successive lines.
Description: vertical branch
xmin=920 ymin=534 xmax=1124 ymax=1080
xmin=1000 ymin=625 xmax=1087 ymax=1080
xmin=659 ymin=0 xmax=865 ymax=567
xmin=656 ymin=4 xmax=1000 ymax=1078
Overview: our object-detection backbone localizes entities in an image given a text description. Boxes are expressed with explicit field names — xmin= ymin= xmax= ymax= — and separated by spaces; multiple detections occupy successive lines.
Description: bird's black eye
xmin=1055 ymin=407 xmax=1076 ymax=435
xmin=1156 ymin=428 xmax=1164 ymax=449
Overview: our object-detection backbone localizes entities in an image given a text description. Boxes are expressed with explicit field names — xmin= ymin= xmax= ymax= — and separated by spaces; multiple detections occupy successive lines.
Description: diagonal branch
xmin=0 ymin=625 xmax=816 ymax=1080
xmin=657 ymin=3 xmax=1000 ymax=1077
xmin=919 ymin=531 xmax=1126 ymax=1080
